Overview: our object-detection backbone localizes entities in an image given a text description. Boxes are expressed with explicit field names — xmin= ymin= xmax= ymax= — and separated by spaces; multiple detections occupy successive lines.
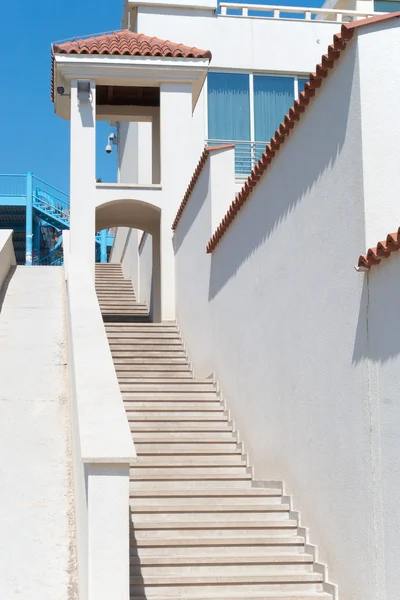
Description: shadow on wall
xmin=208 ymin=56 xmax=357 ymax=301
xmin=353 ymin=256 xmax=400 ymax=363
xmin=0 ymin=266 xmax=16 ymax=314
xmin=173 ymin=161 xmax=211 ymax=254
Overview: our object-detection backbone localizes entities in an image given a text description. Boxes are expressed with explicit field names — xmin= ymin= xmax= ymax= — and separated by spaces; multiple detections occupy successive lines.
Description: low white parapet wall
xmin=64 ymin=245 xmax=135 ymax=600
xmin=0 ymin=230 xmax=16 ymax=289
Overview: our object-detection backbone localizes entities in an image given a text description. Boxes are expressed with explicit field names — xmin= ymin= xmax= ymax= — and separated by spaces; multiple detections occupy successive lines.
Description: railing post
xmin=100 ymin=229 xmax=108 ymax=264
xmin=33 ymin=219 xmax=41 ymax=265
xmin=25 ymin=172 xmax=33 ymax=266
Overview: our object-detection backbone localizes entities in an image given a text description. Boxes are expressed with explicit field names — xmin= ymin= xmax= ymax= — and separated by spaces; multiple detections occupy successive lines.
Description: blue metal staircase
xmin=0 ymin=173 xmax=114 ymax=265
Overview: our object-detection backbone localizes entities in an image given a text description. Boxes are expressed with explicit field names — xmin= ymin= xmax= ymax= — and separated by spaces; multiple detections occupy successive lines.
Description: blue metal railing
xmin=0 ymin=173 xmax=115 ymax=265
xmin=0 ymin=174 xmax=27 ymax=197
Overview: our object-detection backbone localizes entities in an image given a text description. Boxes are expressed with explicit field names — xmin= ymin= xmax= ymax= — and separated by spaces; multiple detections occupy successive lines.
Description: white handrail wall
xmin=64 ymin=247 xmax=135 ymax=600
xmin=0 ymin=230 xmax=16 ymax=289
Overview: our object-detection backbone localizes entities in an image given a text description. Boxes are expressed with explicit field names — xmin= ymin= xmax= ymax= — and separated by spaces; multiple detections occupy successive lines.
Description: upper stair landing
xmin=95 ymin=263 xmax=149 ymax=322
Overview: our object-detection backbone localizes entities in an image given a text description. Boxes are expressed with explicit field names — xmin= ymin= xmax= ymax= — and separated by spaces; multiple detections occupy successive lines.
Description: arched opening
xmin=95 ymin=199 xmax=161 ymax=322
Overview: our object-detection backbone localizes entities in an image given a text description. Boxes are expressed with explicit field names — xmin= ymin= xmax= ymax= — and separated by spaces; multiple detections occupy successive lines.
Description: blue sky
xmin=0 ymin=0 xmax=324 ymax=194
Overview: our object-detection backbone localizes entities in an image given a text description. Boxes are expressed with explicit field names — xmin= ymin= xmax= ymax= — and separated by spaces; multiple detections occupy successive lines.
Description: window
xmin=207 ymin=72 xmax=306 ymax=175
xmin=374 ymin=0 xmax=400 ymax=10
xmin=207 ymin=72 xmax=250 ymax=142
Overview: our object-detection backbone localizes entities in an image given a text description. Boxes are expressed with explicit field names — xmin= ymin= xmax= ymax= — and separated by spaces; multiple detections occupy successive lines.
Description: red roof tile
xmin=172 ymin=145 xmax=235 ymax=231
xmin=52 ymin=30 xmax=211 ymax=101
xmin=53 ymin=30 xmax=211 ymax=60
xmin=356 ymin=228 xmax=400 ymax=270
xmin=206 ymin=12 xmax=400 ymax=254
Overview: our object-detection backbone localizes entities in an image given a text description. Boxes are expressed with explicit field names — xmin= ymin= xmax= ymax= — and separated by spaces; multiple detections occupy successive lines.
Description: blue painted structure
xmin=0 ymin=173 xmax=114 ymax=265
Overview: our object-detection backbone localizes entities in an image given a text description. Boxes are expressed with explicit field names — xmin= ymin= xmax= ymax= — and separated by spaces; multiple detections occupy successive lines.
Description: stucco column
xmin=70 ymin=80 xmax=96 ymax=278
xmin=152 ymin=110 xmax=161 ymax=185
xmin=159 ymin=82 xmax=195 ymax=320
xmin=85 ymin=463 xmax=131 ymax=600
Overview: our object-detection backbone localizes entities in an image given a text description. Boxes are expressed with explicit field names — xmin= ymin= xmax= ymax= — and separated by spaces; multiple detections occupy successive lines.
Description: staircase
xmin=96 ymin=263 xmax=333 ymax=600
xmin=95 ymin=263 xmax=149 ymax=320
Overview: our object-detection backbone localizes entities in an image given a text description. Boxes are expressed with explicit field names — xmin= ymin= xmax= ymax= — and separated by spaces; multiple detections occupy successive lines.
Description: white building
xmin=2 ymin=0 xmax=400 ymax=599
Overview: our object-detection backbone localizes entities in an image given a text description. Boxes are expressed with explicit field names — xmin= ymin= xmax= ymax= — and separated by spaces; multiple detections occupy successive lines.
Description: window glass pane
xmin=374 ymin=0 xmax=400 ymax=10
xmin=207 ymin=72 xmax=250 ymax=141
xmin=254 ymin=76 xmax=294 ymax=144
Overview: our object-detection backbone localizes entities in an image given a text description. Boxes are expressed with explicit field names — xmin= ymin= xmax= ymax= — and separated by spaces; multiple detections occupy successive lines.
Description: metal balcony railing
xmin=0 ymin=174 xmax=27 ymax=198
xmin=206 ymin=139 xmax=269 ymax=177
xmin=218 ymin=3 xmax=380 ymax=22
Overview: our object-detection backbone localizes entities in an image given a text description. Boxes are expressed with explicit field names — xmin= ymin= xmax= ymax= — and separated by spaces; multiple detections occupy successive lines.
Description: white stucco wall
xmin=174 ymin=33 xmax=400 ymax=600
xmin=358 ymin=20 xmax=400 ymax=247
xmin=0 ymin=266 xmax=76 ymax=600
xmin=139 ymin=231 xmax=153 ymax=310
xmin=136 ymin=9 xmax=341 ymax=74
xmin=110 ymin=227 xmax=140 ymax=295
xmin=366 ymin=254 xmax=400 ymax=600
xmin=0 ymin=230 xmax=16 ymax=288
xmin=66 ymin=256 xmax=135 ymax=600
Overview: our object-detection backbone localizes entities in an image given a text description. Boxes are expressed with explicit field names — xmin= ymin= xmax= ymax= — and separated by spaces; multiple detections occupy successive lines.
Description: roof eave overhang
xmin=53 ymin=54 xmax=210 ymax=118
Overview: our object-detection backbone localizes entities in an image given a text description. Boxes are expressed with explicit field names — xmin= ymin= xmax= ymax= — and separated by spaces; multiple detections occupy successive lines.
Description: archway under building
xmin=95 ymin=199 xmax=161 ymax=322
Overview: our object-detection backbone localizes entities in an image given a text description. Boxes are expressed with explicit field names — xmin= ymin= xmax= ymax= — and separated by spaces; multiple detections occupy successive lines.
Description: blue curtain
xmin=208 ymin=72 xmax=250 ymax=141
xmin=254 ymin=76 xmax=294 ymax=143
xmin=298 ymin=78 xmax=309 ymax=95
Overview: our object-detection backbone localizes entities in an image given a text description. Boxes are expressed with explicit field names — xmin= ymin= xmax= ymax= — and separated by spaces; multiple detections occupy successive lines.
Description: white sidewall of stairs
xmin=174 ymin=33 xmax=400 ymax=600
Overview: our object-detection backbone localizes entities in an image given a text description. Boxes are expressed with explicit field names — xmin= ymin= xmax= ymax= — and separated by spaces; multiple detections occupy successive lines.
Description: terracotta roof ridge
xmin=52 ymin=30 xmax=212 ymax=60
xmin=172 ymin=145 xmax=235 ymax=231
xmin=356 ymin=227 xmax=400 ymax=271
xmin=206 ymin=13 xmax=400 ymax=254
xmin=51 ymin=30 xmax=211 ymax=101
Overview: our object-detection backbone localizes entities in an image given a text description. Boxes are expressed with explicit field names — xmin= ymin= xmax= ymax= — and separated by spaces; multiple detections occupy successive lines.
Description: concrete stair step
xmin=130 ymin=423 xmax=232 ymax=432
xmin=126 ymin=412 xmax=226 ymax=421
xmin=132 ymin=442 xmax=240 ymax=453
xmin=123 ymin=396 xmax=218 ymax=404
xmin=129 ymin=574 xmax=323 ymax=594
xmin=131 ymin=466 xmax=249 ymax=476
xmin=111 ymin=344 xmax=185 ymax=352
xmin=132 ymin=455 xmax=246 ymax=465
xmin=131 ymin=536 xmax=305 ymax=549
xmin=130 ymin=488 xmax=282 ymax=498
xmin=131 ymin=526 xmax=297 ymax=540
xmin=131 ymin=587 xmax=333 ymax=600
xmin=112 ymin=346 xmax=185 ymax=353
xmin=117 ymin=378 xmax=214 ymax=387
xmin=125 ymin=402 xmax=222 ymax=410
xmin=124 ymin=392 xmax=218 ymax=400
xmin=110 ymin=338 xmax=182 ymax=345
xmin=131 ymin=470 xmax=251 ymax=480
xmin=130 ymin=551 xmax=314 ymax=575
xmin=131 ymin=479 xmax=252 ymax=489
xmin=132 ymin=564 xmax=313 ymax=577
xmin=131 ymin=520 xmax=297 ymax=531
xmin=119 ymin=371 xmax=192 ymax=379
xmin=107 ymin=331 xmax=180 ymax=339
xmin=132 ymin=540 xmax=307 ymax=558
xmin=130 ymin=490 xmax=282 ymax=504
xmin=130 ymin=432 xmax=237 ymax=441
xmin=99 ymin=297 xmax=137 ymax=303
xmin=105 ymin=323 xmax=178 ymax=330
xmin=114 ymin=356 xmax=188 ymax=364
xmin=131 ymin=503 xmax=288 ymax=513
xmin=102 ymin=309 xmax=149 ymax=314
xmin=116 ymin=363 xmax=190 ymax=371
xmin=131 ymin=506 xmax=290 ymax=522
